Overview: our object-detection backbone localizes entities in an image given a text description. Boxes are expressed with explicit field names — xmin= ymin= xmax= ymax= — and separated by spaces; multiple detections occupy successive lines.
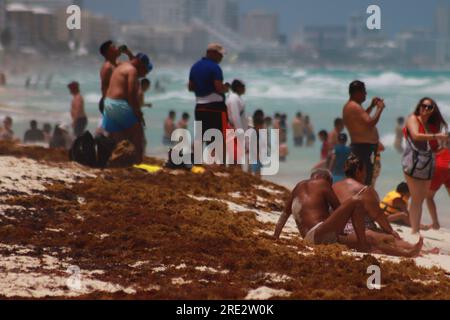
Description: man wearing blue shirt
xmin=188 ymin=43 xmax=230 ymax=160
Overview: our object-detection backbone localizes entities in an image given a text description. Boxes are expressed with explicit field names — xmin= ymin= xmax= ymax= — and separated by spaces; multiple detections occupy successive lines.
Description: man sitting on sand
xmin=102 ymin=53 xmax=153 ymax=164
xmin=274 ymin=168 xmax=372 ymax=252
xmin=333 ymin=154 xmax=423 ymax=257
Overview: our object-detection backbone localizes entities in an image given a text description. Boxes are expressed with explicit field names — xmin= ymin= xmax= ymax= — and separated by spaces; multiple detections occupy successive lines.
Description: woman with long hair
xmin=402 ymin=97 xmax=448 ymax=234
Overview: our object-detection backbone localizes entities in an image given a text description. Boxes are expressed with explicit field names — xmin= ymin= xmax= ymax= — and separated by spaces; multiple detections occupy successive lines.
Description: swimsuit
xmin=343 ymin=186 xmax=377 ymax=234
xmin=350 ymin=143 xmax=378 ymax=186
xmin=102 ymin=98 xmax=139 ymax=133
xmin=304 ymin=222 xmax=338 ymax=245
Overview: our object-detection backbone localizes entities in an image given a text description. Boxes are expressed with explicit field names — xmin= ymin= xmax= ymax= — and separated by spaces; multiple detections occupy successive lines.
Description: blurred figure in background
xmin=0 ymin=72 xmax=6 ymax=86
xmin=371 ymin=142 xmax=385 ymax=188
xmin=304 ymin=115 xmax=315 ymax=146
xmin=328 ymin=118 xmax=345 ymax=151
xmin=264 ymin=116 xmax=272 ymax=129
xmin=329 ymin=133 xmax=351 ymax=183
xmin=292 ymin=112 xmax=304 ymax=147
xmin=280 ymin=113 xmax=288 ymax=144
xmin=163 ymin=111 xmax=176 ymax=146
xmin=68 ymin=81 xmax=88 ymax=137
xmin=313 ymin=130 xmax=329 ymax=168
xmin=273 ymin=113 xmax=281 ymax=130
xmin=177 ymin=112 xmax=190 ymax=130
xmin=24 ymin=120 xmax=44 ymax=143
xmin=0 ymin=116 xmax=15 ymax=141
xmin=250 ymin=109 xmax=265 ymax=176
xmin=226 ymin=79 xmax=248 ymax=131
xmin=43 ymin=123 xmax=52 ymax=144
xmin=50 ymin=124 xmax=72 ymax=149
xmin=426 ymin=140 xmax=450 ymax=230
xmin=394 ymin=117 xmax=405 ymax=153
xmin=139 ymin=78 xmax=152 ymax=109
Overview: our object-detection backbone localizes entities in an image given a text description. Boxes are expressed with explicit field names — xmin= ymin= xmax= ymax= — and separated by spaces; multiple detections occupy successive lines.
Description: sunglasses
xmin=421 ymin=103 xmax=434 ymax=111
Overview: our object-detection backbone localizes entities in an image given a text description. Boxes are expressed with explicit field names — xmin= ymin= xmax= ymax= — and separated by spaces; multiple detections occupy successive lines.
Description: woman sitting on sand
xmin=402 ymin=98 xmax=448 ymax=234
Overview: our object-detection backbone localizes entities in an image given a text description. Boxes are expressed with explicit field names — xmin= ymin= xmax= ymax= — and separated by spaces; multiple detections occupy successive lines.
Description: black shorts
xmin=74 ymin=117 xmax=88 ymax=137
xmin=350 ymin=143 xmax=378 ymax=186
xmin=195 ymin=102 xmax=228 ymax=162
xmin=195 ymin=102 xmax=228 ymax=138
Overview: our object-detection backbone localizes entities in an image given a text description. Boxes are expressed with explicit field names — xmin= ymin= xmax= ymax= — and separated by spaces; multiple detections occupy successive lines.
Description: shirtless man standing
xmin=67 ymin=81 xmax=87 ymax=137
xmin=343 ymin=81 xmax=385 ymax=185
xmin=333 ymin=154 xmax=423 ymax=257
xmin=273 ymin=169 xmax=371 ymax=252
xmin=103 ymin=53 xmax=153 ymax=164
xmin=99 ymin=41 xmax=134 ymax=114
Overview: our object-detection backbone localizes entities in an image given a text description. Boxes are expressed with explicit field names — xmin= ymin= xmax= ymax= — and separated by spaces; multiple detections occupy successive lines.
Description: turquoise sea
xmin=1 ymin=62 xmax=449 ymax=226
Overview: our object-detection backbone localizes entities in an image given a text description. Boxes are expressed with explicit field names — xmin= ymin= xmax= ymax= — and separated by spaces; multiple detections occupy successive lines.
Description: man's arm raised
xmin=353 ymin=101 xmax=384 ymax=128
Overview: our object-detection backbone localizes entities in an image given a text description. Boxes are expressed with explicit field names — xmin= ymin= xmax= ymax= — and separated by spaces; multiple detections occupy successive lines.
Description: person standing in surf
xmin=67 ymin=81 xmax=87 ymax=137
xmin=343 ymin=80 xmax=385 ymax=186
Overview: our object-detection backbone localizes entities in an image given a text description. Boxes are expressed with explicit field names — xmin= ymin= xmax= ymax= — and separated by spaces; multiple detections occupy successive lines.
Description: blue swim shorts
xmin=102 ymin=98 xmax=139 ymax=133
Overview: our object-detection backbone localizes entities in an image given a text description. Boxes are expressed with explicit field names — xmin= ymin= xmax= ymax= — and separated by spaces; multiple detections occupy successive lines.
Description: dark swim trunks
xmin=74 ymin=117 xmax=88 ymax=137
xmin=351 ymin=143 xmax=378 ymax=186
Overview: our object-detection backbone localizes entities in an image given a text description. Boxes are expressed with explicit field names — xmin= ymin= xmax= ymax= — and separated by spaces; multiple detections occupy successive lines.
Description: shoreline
xmin=0 ymin=142 xmax=450 ymax=299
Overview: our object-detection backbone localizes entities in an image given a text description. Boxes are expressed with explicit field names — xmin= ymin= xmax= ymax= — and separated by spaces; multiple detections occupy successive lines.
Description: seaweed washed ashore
xmin=0 ymin=141 xmax=450 ymax=299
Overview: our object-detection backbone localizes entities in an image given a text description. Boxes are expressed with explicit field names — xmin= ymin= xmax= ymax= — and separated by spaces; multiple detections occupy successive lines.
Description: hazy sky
xmin=84 ymin=0 xmax=445 ymax=38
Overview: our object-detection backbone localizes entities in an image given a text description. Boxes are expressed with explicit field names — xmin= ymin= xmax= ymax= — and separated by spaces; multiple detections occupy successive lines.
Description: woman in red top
xmin=426 ymin=142 xmax=450 ymax=230
xmin=403 ymin=97 xmax=448 ymax=234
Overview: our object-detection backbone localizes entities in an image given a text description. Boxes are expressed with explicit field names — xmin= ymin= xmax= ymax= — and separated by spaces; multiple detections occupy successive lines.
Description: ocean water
xmin=1 ymin=63 xmax=449 ymax=226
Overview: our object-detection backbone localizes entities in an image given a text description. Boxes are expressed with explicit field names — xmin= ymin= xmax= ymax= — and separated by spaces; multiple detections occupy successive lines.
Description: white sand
xmin=245 ymin=286 xmax=291 ymax=300
xmin=0 ymin=156 xmax=96 ymax=199
xmin=0 ymin=243 xmax=136 ymax=298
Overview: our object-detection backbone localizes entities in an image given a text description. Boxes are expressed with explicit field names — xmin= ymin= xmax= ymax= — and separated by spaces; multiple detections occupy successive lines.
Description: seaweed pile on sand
xmin=1 ymin=141 xmax=450 ymax=299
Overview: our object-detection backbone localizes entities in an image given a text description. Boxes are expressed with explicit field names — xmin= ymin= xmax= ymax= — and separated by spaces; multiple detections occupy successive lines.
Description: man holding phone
xmin=99 ymin=41 xmax=134 ymax=114
xmin=343 ymin=80 xmax=385 ymax=186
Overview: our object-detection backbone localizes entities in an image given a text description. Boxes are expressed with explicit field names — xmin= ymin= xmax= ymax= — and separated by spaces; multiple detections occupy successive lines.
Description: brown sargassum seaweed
xmin=1 ymin=142 xmax=450 ymax=299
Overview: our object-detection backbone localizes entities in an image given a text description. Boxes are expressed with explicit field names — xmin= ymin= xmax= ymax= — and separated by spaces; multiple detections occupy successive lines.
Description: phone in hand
xmin=119 ymin=45 xmax=128 ymax=53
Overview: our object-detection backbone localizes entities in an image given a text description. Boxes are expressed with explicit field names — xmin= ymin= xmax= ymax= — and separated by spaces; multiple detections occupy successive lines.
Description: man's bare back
xmin=106 ymin=62 xmax=139 ymax=111
xmin=291 ymin=179 xmax=338 ymax=237
xmin=343 ymin=100 xmax=379 ymax=144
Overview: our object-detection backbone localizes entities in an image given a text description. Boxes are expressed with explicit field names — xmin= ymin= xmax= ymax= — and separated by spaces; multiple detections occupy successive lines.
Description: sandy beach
xmin=0 ymin=141 xmax=449 ymax=299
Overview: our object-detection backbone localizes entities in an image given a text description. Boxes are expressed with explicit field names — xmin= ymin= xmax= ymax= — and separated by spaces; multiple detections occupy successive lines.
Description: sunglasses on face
xmin=421 ymin=103 xmax=434 ymax=111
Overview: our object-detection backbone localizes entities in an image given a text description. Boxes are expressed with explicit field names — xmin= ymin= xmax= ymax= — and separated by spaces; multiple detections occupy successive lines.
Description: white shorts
xmin=304 ymin=222 xmax=337 ymax=245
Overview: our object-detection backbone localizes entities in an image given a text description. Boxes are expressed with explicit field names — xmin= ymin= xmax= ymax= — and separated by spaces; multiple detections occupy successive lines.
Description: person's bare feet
xmin=432 ymin=222 xmax=440 ymax=230
xmin=420 ymin=224 xmax=431 ymax=231
xmin=405 ymin=237 xmax=424 ymax=258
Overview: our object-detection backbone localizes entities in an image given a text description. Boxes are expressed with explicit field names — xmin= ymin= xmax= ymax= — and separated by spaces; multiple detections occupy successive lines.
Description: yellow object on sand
xmin=134 ymin=164 xmax=163 ymax=173
xmin=191 ymin=166 xmax=205 ymax=174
